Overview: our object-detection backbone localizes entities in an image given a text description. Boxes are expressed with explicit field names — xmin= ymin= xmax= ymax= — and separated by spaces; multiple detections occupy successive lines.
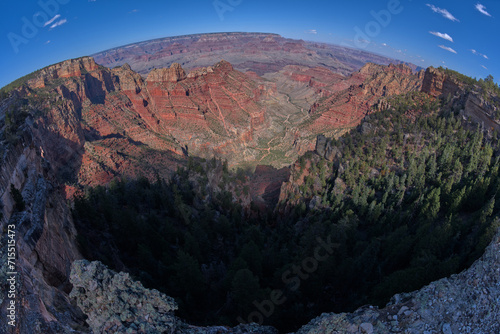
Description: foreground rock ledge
xmin=69 ymin=260 xmax=277 ymax=334
xmin=70 ymin=260 xmax=179 ymax=333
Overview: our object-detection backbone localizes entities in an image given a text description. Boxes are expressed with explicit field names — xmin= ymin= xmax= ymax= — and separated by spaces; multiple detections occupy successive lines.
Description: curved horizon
xmin=1 ymin=0 xmax=498 ymax=88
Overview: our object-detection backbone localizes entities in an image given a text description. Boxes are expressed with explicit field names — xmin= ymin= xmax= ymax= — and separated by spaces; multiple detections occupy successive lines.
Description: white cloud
xmin=438 ymin=45 xmax=457 ymax=54
xmin=426 ymin=4 xmax=460 ymax=22
xmin=470 ymin=49 xmax=489 ymax=59
xmin=45 ymin=40 xmax=51 ymax=44
xmin=50 ymin=19 xmax=67 ymax=29
xmin=475 ymin=3 xmax=492 ymax=17
xmin=305 ymin=29 xmax=317 ymax=34
xmin=482 ymin=65 xmax=488 ymax=70
xmin=44 ymin=14 xmax=61 ymax=27
xmin=429 ymin=31 xmax=454 ymax=42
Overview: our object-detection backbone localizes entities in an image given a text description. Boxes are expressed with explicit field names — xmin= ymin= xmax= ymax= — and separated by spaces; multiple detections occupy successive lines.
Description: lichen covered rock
xmin=70 ymin=260 xmax=178 ymax=333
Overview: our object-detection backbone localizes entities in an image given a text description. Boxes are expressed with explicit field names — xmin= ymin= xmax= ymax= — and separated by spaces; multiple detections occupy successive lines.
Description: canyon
xmin=1 ymin=32 xmax=499 ymax=333
xmin=13 ymin=55 xmax=424 ymax=195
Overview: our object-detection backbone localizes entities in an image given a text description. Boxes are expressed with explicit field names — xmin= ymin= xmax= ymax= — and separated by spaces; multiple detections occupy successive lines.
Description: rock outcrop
xmin=306 ymin=63 xmax=423 ymax=133
xmin=69 ymin=260 xmax=278 ymax=334
xmin=463 ymin=93 xmax=500 ymax=132
xmin=421 ymin=66 xmax=500 ymax=132
xmin=146 ymin=63 xmax=187 ymax=82
xmin=421 ymin=66 xmax=462 ymax=98
xmin=314 ymin=135 xmax=342 ymax=162
xmin=0 ymin=119 xmax=85 ymax=333
xmin=27 ymin=57 xmax=100 ymax=88
xmin=70 ymin=260 xmax=179 ymax=334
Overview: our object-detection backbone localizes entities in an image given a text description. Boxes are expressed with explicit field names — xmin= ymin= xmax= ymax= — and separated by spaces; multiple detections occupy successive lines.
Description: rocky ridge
xmin=305 ymin=63 xmax=424 ymax=135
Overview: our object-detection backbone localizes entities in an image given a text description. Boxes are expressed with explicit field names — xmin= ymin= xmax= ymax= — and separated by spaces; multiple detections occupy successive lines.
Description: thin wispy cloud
xmin=50 ymin=19 xmax=67 ymax=29
xmin=426 ymin=4 xmax=460 ymax=22
xmin=482 ymin=65 xmax=488 ymax=70
xmin=438 ymin=45 xmax=457 ymax=54
xmin=305 ymin=29 xmax=317 ymax=35
xmin=429 ymin=31 xmax=454 ymax=42
xmin=470 ymin=49 xmax=489 ymax=59
xmin=475 ymin=3 xmax=491 ymax=17
xmin=44 ymin=14 xmax=61 ymax=27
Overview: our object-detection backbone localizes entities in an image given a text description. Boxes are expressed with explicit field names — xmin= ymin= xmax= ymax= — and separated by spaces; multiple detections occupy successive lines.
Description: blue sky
xmin=1 ymin=0 xmax=498 ymax=88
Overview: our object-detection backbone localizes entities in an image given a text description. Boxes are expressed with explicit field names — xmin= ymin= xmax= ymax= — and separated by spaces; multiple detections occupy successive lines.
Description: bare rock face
xmin=0 ymin=125 xmax=85 ymax=333
xmin=27 ymin=57 xmax=100 ymax=88
xmin=421 ymin=67 xmax=462 ymax=98
xmin=421 ymin=67 xmax=500 ymax=132
xmin=296 ymin=227 xmax=500 ymax=334
xmin=146 ymin=63 xmax=187 ymax=83
xmin=463 ymin=93 xmax=500 ymax=132
xmin=70 ymin=260 xmax=179 ymax=334
xmin=306 ymin=62 xmax=423 ymax=133
xmin=315 ymin=135 xmax=342 ymax=162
